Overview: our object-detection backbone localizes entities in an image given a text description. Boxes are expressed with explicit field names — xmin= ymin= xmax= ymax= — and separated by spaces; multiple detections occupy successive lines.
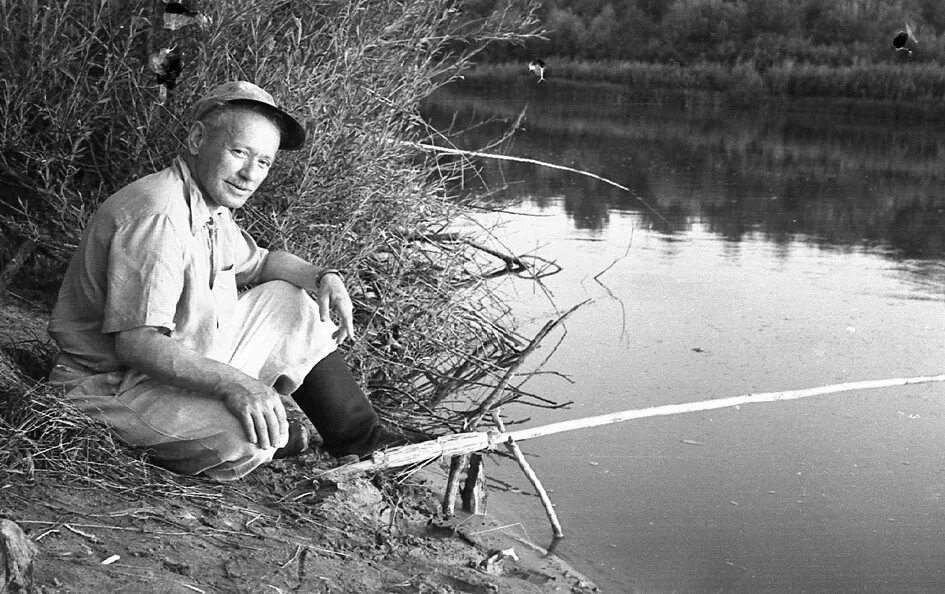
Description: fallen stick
xmin=493 ymin=410 xmax=564 ymax=538
xmin=319 ymin=373 xmax=945 ymax=480
xmin=411 ymin=142 xmax=668 ymax=224
xmin=410 ymin=232 xmax=529 ymax=271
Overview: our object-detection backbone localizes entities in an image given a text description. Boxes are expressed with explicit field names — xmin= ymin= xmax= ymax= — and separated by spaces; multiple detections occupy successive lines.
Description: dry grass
xmin=0 ymin=350 xmax=183 ymax=495
xmin=0 ymin=0 xmax=555 ymax=490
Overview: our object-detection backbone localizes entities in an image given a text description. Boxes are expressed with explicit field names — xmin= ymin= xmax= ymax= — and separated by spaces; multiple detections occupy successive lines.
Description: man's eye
xmin=231 ymin=148 xmax=246 ymax=157
xmin=259 ymin=160 xmax=271 ymax=168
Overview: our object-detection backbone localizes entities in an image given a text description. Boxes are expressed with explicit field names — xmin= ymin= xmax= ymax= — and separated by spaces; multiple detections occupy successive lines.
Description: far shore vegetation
xmin=463 ymin=59 xmax=945 ymax=117
xmin=461 ymin=0 xmax=945 ymax=115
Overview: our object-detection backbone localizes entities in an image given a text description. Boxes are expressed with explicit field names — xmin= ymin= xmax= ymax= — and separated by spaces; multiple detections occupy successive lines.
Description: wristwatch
xmin=316 ymin=268 xmax=343 ymax=284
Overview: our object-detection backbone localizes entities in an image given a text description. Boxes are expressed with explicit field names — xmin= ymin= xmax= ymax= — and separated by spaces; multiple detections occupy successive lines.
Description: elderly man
xmin=47 ymin=81 xmax=401 ymax=480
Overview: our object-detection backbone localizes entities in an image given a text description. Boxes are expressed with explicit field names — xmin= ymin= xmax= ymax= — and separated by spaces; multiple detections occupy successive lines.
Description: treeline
xmin=471 ymin=0 xmax=945 ymax=65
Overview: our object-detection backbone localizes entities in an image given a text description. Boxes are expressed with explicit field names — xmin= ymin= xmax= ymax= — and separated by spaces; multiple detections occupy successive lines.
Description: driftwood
xmin=406 ymin=231 xmax=562 ymax=281
xmin=408 ymin=232 xmax=529 ymax=272
xmin=459 ymin=453 xmax=487 ymax=515
xmin=442 ymin=455 xmax=468 ymax=516
xmin=320 ymin=373 xmax=945 ymax=481
xmin=1 ymin=519 xmax=38 ymax=594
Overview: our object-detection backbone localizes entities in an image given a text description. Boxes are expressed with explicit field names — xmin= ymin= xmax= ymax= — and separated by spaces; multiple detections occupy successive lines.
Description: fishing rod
xmin=319 ymin=373 xmax=945 ymax=480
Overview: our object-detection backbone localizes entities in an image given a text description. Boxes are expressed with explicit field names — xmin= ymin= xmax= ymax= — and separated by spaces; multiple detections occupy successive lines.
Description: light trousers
xmin=49 ymin=281 xmax=336 ymax=480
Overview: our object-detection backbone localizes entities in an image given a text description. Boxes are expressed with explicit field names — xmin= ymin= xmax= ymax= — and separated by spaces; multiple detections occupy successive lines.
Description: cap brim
xmin=194 ymin=98 xmax=306 ymax=150
xmin=229 ymin=99 xmax=306 ymax=150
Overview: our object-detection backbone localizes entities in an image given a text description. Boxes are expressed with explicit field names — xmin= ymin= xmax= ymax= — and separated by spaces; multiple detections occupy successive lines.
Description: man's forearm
xmin=115 ymin=326 xmax=288 ymax=448
xmin=257 ymin=250 xmax=327 ymax=292
xmin=115 ymin=326 xmax=255 ymax=398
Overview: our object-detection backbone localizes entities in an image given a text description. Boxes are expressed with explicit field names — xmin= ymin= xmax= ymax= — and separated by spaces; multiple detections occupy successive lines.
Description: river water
xmin=423 ymin=81 xmax=945 ymax=593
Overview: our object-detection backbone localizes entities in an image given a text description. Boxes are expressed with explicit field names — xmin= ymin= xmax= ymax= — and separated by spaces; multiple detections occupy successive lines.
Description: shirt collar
xmin=173 ymin=156 xmax=226 ymax=235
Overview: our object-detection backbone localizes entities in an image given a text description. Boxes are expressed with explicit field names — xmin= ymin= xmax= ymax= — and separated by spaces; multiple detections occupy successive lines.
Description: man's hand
xmin=256 ymin=252 xmax=357 ymax=343
xmin=317 ymin=272 xmax=355 ymax=344
xmin=222 ymin=379 xmax=289 ymax=450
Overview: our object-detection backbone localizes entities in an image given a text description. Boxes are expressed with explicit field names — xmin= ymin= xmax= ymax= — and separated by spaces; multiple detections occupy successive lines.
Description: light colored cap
xmin=191 ymin=81 xmax=306 ymax=150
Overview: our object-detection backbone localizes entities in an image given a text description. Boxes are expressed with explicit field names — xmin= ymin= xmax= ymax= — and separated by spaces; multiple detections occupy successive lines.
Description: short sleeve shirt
xmin=48 ymin=157 xmax=269 ymax=372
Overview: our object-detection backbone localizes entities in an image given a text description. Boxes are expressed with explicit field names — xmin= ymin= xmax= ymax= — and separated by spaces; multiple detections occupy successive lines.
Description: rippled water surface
xmin=424 ymin=81 xmax=945 ymax=593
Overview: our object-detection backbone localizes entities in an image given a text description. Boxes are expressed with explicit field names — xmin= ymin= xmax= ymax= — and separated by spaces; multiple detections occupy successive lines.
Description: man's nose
xmin=238 ymin=161 xmax=266 ymax=182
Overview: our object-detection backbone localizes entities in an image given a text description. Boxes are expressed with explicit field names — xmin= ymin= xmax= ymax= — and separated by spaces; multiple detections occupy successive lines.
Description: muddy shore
xmin=0 ymin=295 xmax=598 ymax=594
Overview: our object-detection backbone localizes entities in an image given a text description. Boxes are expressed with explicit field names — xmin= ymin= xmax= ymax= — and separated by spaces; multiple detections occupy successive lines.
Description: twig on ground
xmin=279 ymin=544 xmax=303 ymax=569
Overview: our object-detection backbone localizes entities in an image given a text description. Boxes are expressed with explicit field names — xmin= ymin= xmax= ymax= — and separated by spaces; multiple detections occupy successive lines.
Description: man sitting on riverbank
xmin=47 ymin=81 xmax=403 ymax=480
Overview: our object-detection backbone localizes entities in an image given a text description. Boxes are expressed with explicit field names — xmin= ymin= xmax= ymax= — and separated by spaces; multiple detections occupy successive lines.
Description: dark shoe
xmin=274 ymin=419 xmax=310 ymax=459
xmin=365 ymin=426 xmax=411 ymax=453
xmin=328 ymin=426 xmax=412 ymax=460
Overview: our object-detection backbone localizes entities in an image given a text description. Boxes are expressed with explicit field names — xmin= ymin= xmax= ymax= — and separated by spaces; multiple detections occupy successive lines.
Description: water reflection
xmin=424 ymin=82 xmax=945 ymax=593
xmin=423 ymin=82 xmax=945 ymax=258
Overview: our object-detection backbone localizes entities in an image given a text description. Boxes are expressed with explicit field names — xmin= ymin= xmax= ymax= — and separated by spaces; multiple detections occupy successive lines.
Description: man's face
xmin=189 ymin=108 xmax=281 ymax=209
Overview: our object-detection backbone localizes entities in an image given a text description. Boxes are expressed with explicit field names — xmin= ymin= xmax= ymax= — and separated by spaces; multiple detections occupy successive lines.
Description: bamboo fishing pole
xmin=318 ymin=373 xmax=945 ymax=480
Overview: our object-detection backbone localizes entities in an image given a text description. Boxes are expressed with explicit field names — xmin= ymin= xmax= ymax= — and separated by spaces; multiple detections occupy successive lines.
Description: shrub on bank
xmin=0 ymin=0 xmax=543 ymax=480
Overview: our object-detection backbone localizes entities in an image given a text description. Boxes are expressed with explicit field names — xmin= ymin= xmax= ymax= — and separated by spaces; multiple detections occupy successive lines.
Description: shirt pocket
xmin=211 ymin=264 xmax=237 ymax=328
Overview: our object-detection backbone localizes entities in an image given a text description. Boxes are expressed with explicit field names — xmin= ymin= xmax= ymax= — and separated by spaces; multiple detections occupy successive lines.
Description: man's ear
xmin=187 ymin=121 xmax=206 ymax=156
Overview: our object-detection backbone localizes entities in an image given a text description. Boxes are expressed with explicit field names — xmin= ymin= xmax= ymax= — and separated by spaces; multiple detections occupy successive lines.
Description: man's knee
xmin=232 ymin=279 xmax=337 ymax=395
xmin=255 ymin=279 xmax=310 ymax=304
xmin=246 ymin=280 xmax=319 ymax=322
